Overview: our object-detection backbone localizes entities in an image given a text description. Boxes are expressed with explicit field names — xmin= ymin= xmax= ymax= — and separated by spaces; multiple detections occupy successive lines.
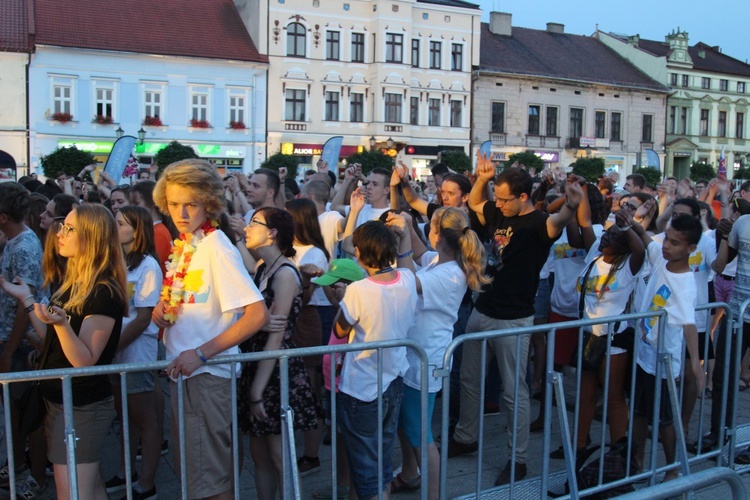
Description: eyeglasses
xmin=58 ymin=223 xmax=76 ymax=236
xmin=495 ymin=196 xmax=518 ymax=206
xmin=248 ymin=219 xmax=269 ymax=228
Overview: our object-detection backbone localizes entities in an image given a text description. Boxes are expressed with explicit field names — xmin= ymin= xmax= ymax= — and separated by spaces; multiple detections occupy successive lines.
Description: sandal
xmin=390 ymin=473 xmax=421 ymax=494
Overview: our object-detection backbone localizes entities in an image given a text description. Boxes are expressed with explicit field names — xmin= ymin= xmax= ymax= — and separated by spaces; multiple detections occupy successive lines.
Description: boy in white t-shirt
xmin=630 ymin=213 xmax=703 ymax=481
xmin=334 ymin=221 xmax=418 ymax=499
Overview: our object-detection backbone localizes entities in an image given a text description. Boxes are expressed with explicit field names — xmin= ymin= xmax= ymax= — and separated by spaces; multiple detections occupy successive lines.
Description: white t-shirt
xmin=318 ymin=210 xmax=344 ymax=260
xmin=345 ymin=204 xmax=390 ymax=228
xmin=550 ymin=225 xmax=604 ymax=317
xmin=404 ymin=252 xmax=467 ymax=393
xmin=636 ymin=241 xmax=697 ymax=379
xmin=729 ymin=215 xmax=750 ymax=323
xmin=339 ymin=270 xmax=418 ymax=402
xmin=579 ymin=248 xmax=637 ymax=348
xmin=292 ymin=244 xmax=331 ymax=306
xmin=651 ymin=231 xmax=715 ymax=332
xmin=164 ymin=230 xmax=264 ymax=379
xmin=115 ymin=255 xmax=162 ymax=364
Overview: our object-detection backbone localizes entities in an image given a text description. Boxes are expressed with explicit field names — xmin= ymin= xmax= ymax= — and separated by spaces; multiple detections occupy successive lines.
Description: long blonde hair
xmin=431 ymin=207 xmax=492 ymax=292
xmin=52 ymin=205 xmax=128 ymax=316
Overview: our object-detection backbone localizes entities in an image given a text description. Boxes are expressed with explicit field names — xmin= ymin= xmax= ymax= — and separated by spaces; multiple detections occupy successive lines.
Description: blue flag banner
xmin=645 ymin=149 xmax=660 ymax=170
xmin=479 ymin=140 xmax=492 ymax=158
xmin=105 ymin=136 xmax=137 ymax=181
xmin=320 ymin=136 xmax=344 ymax=168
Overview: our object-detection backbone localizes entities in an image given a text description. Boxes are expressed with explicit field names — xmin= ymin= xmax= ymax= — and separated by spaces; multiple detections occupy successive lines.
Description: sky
xmin=475 ymin=0 xmax=750 ymax=64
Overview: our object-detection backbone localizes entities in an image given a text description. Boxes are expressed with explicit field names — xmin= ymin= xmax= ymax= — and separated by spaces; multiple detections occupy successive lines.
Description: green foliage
xmin=40 ymin=146 xmax=95 ymax=179
xmin=633 ymin=166 xmax=662 ymax=187
xmin=689 ymin=161 xmax=716 ymax=182
xmin=504 ymin=150 xmax=545 ymax=173
xmin=153 ymin=141 xmax=199 ymax=174
xmin=440 ymin=150 xmax=472 ymax=173
xmin=735 ymin=165 xmax=750 ymax=181
xmin=345 ymin=149 xmax=394 ymax=175
xmin=571 ymin=157 xmax=606 ymax=183
xmin=260 ymin=151 xmax=301 ymax=179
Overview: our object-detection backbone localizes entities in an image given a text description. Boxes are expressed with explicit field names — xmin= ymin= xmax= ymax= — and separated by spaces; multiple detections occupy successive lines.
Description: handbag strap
xmin=578 ymin=255 xmax=602 ymax=320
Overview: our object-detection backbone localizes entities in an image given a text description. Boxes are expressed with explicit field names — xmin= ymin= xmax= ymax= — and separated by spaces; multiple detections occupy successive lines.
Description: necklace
xmin=261 ymin=253 xmax=284 ymax=279
xmin=160 ymin=219 xmax=218 ymax=323
xmin=371 ymin=266 xmax=394 ymax=276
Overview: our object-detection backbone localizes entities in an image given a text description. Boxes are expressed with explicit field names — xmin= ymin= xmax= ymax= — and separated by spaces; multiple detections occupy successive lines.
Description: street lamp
xmin=369 ymin=136 xmax=376 ymax=149
xmin=137 ymin=128 xmax=146 ymax=145
xmin=387 ymin=137 xmax=394 ymax=148
xmin=115 ymin=126 xmax=124 ymax=139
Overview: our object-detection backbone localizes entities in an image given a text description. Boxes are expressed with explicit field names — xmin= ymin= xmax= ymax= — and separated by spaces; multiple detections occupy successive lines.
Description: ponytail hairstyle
xmin=118 ymin=206 xmax=157 ymax=271
xmin=431 ymin=207 xmax=492 ymax=292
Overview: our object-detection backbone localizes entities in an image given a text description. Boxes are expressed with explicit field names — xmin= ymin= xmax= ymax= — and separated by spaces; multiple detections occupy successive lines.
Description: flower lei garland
xmin=160 ymin=219 xmax=218 ymax=323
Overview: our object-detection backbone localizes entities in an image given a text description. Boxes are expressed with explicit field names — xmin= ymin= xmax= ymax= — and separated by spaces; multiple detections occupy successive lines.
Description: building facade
xmin=237 ymin=0 xmax=481 ymax=177
xmin=28 ymin=0 xmax=268 ymax=177
xmin=473 ymin=12 xmax=669 ymax=178
xmin=598 ymin=29 xmax=750 ymax=180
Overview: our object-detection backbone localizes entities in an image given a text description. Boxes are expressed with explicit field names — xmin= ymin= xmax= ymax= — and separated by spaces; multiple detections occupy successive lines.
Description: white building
xmin=0 ymin=0 xmax=31 ymax=180
xmin=474 ymin=12 xmax=669 ymax=178
xmin=28 ymin=0 xmax=268 ymax=176
xmin=598 ymin=29 xmax=750 ymax=179
xmin=236 ymin=0 xmax=481 ymax=177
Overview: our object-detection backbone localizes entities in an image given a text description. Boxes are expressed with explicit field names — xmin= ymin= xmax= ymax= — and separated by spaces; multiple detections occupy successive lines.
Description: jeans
xmin=337 ymin=377 xmax=404 ymax=498
xmin=711 ymin=319 xmax=750 ymax=436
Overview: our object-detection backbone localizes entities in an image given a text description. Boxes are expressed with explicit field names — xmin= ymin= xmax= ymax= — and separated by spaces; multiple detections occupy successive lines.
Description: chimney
xmin=546 ymin=22 xmax=564 ymax=34
xmin=628 ymin=34 xmax=640 ymax=47
xmin=489 ymin=12 xmax=512 ymax=37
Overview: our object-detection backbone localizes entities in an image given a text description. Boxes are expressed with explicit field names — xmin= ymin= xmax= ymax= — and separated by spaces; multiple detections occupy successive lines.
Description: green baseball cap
xmin=312 ymin=259 xmax=366 ymax=286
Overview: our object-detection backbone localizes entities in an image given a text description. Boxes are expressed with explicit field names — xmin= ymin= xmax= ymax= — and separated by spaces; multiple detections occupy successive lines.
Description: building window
xmin=569 ymin=107 xmax=583 ymax=138
xmin=737 ymin=112 xmax=745 ymax=139
xmin=325 ymin=91 xmax=340 ymax=121
xmin=700 ymin=109 xmax=709 ymax=136
xmin=428 ymin=98 xmax=441 ymax=126
xmin=641 ymin=114 xmax=653 ymax=142
xmin=229 ymin=94 xmax=245 ymax=124
xmin=410 ymin=96 xmax=419 ymax=125
xmin=385 ymin=93 xmax=402 ymax=123
xmin=701 ymin=77 xmax=711 ymax=90
xmin=429 ymin=41 xmax=442 ymax=69
xmin=326 ymin=31 xmax=340 ymax=60
xmin=386 ymin=33 xmax=403 ymax=63
xmin=670 ymin=73 xmax=678 ymax=86
xmin=595 ymin=110 xmax=606 ymax=138
xmin=682 ymin=74 xmax=689 ymax=87
xmin=610 ymin=112 xmax=622 ymax=141
xmin=546 ymin=106 xmax=558 ymax=136
xmin=411 ymin=39 xmax=420 ymax=68
xmin=669 ymin=106 xmax=676 ymax=134
xmin=491 ymin=101 xmax=505 ymax=133
xmin=53 ymin=85 xmax=72 ymax=115
xmin=528 ymin=105 xmax=540 ymax=135
xmin=350 ymin=93 xmax=364 ymax=122
xmin=680 ymin=107 xmax=688 ymax=135
xmin=451 ymin=44 xmax=463 ymax=71
xmin=450 ymin=100 xmax=462 ymax=127
xmin=739 ymin=82 xmax=746 ymax=94
xmin=351 ymin=33 xmax=365 ymax=63
xmin=190 ymin=89 xmax=209 ymax=122
xmin=144 ymin=91 xmax=161 ymax=119
xmin=287 ymin=22 xmax=306 ymax=57
xmin=720 ymin=79 xmax=729 ymax=91
xmin=285 ymin=89 xmax=305 ymax=121
xmin=718 ymin=110 xmax=727 ymax=137
xmin=95 ymin=88 xmax=113 ymax=118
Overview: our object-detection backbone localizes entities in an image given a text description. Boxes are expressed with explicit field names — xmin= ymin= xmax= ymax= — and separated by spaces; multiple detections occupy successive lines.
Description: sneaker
xmin=447 ymin=437 xmax=478 ymax=458
xmin=119 ymin=485 xmax=157 ymax=500
xmin=0 ymin=463 xmax=29 ymax=488
xmin=105 ymin=473 xmax=138 ymax=493
xmin=8 ymin=475 xmax=52 ymax=500
xmin=297 ymin=455 xmax=321 ymax=477
xmin=136 ymin=440 xmax=169 ymax=461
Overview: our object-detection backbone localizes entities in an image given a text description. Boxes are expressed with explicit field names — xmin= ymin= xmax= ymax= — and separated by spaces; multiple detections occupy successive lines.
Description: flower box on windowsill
xmin=226 ymin=122 xmax=249 ymax=135
xmin=93 ymin=114 xmax=113 ymax=125
xmin=143 ymin=116 xmax=163 ymax=127
xmin=51 ymin=112 xmax=73 ymax=123
xmin=189 ymin=119 xmax=211 ymax=129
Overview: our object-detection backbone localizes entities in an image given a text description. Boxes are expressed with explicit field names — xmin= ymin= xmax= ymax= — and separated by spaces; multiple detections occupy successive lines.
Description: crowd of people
xmin=0 ymin=156 xmax=749 ymax=500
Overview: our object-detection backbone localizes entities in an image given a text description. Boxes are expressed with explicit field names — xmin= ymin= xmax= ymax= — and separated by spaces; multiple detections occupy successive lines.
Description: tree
xmin=260 ymin=151 xmax=301 ymax=179
xmin=735 ymin=165 xmax=750 ymax=181
xmin=440 ymin=150 xmax=472 ymax=173
xmin=571 ymin=157 xmax=606 ymax=183
xmin=345 ymin=149 xmax=394 ymax=175
xmin=633 ymin=166 xmax=662 ymax=186
xmin=689 ymin=161 xmax=716 ymax=182
xmin=154 ymin=141 xmax=199 ymax=174
xmin=40 ymin=146 xmax=95 ymax=179
xmin=504 ymin=150 xmax=545 ymax=174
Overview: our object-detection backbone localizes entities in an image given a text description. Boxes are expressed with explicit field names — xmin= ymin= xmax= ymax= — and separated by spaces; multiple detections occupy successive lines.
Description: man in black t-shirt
xmin=448 ymin=159 xmax=582 ymax=485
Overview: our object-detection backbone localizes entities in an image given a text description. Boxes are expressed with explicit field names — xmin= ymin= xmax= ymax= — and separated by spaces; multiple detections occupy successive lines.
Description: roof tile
xmin=0 ymin=0 xmax=31 ymax=53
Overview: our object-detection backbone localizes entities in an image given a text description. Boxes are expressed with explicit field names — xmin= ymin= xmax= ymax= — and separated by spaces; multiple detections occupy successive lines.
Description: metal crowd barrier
xmin=0 ymin=339 xmax=430 ymax=500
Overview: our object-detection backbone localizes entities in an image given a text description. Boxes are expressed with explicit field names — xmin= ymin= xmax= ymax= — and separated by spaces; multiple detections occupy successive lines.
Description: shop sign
xmin=134 ymin=143 xmax=246 ymax=158
xmin=491 ymin=152 xmax=507 ymax=161
xmin=58 ymin=140 xmax=115 ymax=154
xmin=535 ymin=151 xmax=559 ymax=162
xmin=579 ymin=136 xmax=596 ymax=147
xmin=281 ymin=143 xmax=363 ymax=157
xmin=604 ymin=156 xmax=625 ymax=166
